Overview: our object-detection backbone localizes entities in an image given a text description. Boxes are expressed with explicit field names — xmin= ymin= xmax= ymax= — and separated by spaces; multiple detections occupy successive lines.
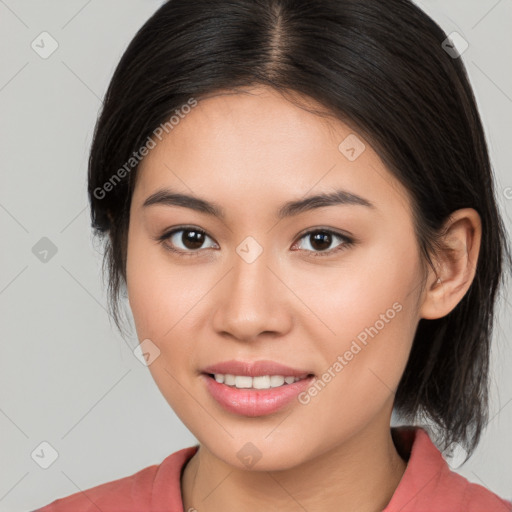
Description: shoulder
xmin=386 ymin=427 xmax=511 ymax=512
xmin=34 ymin=464 xmax=158 ymax=512
xmin=463 ymin=480 xmax=512 ymax=511
xmin=436 ymin=456 xmax=511 ymax=511
xmin=33 ymin=446 xmax=199 ymax=512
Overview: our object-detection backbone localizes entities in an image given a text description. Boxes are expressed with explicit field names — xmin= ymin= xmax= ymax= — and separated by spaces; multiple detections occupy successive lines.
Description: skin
xmin=125 ymin=85 xmax=481 ymax=512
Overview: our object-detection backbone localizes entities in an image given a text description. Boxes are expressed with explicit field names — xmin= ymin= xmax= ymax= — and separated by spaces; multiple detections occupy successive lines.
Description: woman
xmin=35 ymin=0 xmax=512 ymax=510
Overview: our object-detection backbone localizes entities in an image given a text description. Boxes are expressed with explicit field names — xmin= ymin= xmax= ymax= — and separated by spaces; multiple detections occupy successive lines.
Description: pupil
xmin=311 ymin=232 xmax=331 ymax=251
xmin=183 ymin=229 xmax=204 ymax=249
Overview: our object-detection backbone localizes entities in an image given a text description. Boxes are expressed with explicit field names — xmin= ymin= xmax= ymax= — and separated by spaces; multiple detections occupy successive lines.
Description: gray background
xmin=0 ymin=1 xmax=511 ymax=510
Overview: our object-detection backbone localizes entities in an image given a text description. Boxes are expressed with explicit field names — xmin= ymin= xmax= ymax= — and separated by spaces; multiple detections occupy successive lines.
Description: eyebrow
xmin=142 ymin=187 xmax=375 ymax=219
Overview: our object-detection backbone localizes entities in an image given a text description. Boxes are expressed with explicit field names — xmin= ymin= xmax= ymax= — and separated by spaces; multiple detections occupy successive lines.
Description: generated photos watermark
xmin=298 ymin=301 xmax=403 ymax=405
xmin=93 ymin=97 xmax=198 ymax=200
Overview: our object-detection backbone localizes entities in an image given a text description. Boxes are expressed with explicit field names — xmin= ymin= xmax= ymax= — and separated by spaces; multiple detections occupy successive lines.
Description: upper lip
xmin=202 ymin=359 xmax=314 ymax=378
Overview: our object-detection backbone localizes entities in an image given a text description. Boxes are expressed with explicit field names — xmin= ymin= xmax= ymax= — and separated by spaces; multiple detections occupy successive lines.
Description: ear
xmin=419 ymin=208 xmax=482 ymax=320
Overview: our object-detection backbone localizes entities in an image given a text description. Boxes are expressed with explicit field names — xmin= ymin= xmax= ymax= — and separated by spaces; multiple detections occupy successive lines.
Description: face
xmin=126 ymin=86 xmax=426 ymax=471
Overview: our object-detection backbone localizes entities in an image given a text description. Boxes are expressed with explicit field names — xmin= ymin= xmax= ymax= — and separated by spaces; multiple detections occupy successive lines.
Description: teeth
xmin=213 ymin=373 xmax=304 ymax=389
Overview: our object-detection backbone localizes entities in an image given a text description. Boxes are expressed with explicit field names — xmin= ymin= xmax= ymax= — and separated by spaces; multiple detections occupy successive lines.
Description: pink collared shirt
xmin=35 ymin=427 xmax=511 ymax=512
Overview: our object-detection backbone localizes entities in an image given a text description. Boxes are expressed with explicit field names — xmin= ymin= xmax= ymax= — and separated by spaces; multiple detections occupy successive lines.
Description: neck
xmin=181 ymin=420 xmax=407 ymax=512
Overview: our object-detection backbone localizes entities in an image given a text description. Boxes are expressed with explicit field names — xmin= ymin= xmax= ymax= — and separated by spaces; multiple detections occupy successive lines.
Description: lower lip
xmin=201 ymin=373 xmax=315 ymax=417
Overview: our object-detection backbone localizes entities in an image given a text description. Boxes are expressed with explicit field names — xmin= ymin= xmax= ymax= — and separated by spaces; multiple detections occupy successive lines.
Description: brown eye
xmin=309 ymin=232 xmax=333 ymax=251
xmin=157 ymin=226 xmax=353 ymax=258
xmin=180 ymin=229 xmax=206 ymax=250
xmin=293 ymin=229 xmax=354 ymax=257
xmin=158 ymin=227 xmax=218 ymax=256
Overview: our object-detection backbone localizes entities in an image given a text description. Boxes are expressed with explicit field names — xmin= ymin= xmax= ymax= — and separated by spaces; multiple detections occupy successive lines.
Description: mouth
xmin=200 ymin=372 xmax=315 ymax=418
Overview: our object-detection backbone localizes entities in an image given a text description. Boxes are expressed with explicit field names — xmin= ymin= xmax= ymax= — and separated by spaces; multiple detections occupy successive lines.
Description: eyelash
xmin=154 ymin=226 xmax=355 ymax=258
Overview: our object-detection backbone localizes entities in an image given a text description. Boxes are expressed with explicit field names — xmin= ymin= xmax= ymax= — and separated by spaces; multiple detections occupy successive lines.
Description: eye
xmin=156 ymin=226 xmax=218 ymax=256
xmin=155 ymin=226 xmax=354 ymax=258
xmin=292 ymin=229 xmax=354 ymax=257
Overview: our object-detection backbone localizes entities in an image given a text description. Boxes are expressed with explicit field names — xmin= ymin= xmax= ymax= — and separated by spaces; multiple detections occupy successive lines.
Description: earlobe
xmin=419 ymin=208 xmax=482 ymax=320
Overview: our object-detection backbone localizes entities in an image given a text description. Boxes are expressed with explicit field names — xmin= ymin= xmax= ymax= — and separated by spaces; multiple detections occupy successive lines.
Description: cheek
xmin=303 ymin=228 xmax=420 ymax=336
xmin=126 ymin=225 xmax=206 ymax=340
xmin=304 ymin=233 xmax=421 ymax=389
xmin=125 ymin=229 xmax=205 ymax=416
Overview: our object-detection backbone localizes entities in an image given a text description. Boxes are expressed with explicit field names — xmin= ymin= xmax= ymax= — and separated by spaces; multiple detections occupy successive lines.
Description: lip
xmin=201 ymin=373 xmax=315 ymax=417
xmin=201 ymin=359 xmax=313 ymax=378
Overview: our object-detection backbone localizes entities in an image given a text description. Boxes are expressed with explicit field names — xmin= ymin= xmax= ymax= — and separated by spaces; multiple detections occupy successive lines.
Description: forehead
xmin=132 ymin=86 xmax=413 ymax=220
xmin=155 ymin=87 xmax=345 ymax=158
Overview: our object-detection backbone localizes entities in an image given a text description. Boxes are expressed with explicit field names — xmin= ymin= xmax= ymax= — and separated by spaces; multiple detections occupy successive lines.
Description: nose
xmin=211 ymin=246 xmax=294 ymax=343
